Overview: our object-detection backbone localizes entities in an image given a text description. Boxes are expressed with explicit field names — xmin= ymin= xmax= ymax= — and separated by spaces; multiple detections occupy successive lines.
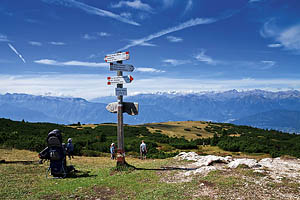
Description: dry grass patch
xmin=142 ymin=121 xmax=214 ymax=140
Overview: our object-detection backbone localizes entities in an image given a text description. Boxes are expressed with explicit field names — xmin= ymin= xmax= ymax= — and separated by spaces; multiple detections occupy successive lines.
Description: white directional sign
xmin=104 ymin=52 xmax=129 ymax=63
xmin=110 ymin=63 xmax=134 ymax=72
xmin=115 ymin=88 xmax=127 ymax=96
xmin=107 ymin=75 xmax=133 ymax=85
xmin=106 ymin=102 xmax=139 ymax=115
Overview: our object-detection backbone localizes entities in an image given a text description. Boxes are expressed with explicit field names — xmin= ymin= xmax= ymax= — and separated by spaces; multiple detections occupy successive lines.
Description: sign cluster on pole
xmin=104 ymin=51 xmax=138 ymax=166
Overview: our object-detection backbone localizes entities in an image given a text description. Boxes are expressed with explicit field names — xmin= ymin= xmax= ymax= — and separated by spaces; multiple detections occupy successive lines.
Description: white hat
xmin=68 ymin=138 xmax=72 ymax=142
xmin=111 ymin=143 xmax=114 ymax=145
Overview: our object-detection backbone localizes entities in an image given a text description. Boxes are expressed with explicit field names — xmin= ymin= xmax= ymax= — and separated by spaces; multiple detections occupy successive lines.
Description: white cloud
xmin=112 ymin=0 xmax=153 ymax=13
xmin=261 ymin=20 xmax=300 ymax=52
xmin=139 ymin=42 xmax=156 ymax=47
xmin=1 ymin=74 xmax=300 ymax=100
xmin=194 ymin=50 xmax=217 ymax=65
xmin=163 ymin=59 xmax=190 ymax=66
xmin=135 ymin=67 xmax=165 ymax=73
xmin=49 ymin=41 xmax=66 ymax=46
xmin=268 ymin=43 xmax=282 ymax=48
xmin=118 ymin=17 xmax=217 ymax=51
xmin=278 ymin=25 xmax=300 ymax=51
xmin=28 ymin=41 xmax=42 ymax=46
xmin=97 ymin=32 xmax=110 ymax=37
xmin=42 ymin=0 xmax=140 ymax=26
xmin=183 ymin=0 xmax=193 ymax=15
xmin=0 ymin=34 xmax=9 ymax=42
xmin=82 ymin=34 xmax=96 ymax=40
xmin=34 ymin=59 xmax=109 ymax=67
xmin=261 ymin=60 xmax=276 ymax=69
xmin=8 ymin=43 xmax=26 ymax=63
xmin=120 ymin=12 xmax=132 ymax=19
xmin=166 ymin=36 xmax=183 ymax=43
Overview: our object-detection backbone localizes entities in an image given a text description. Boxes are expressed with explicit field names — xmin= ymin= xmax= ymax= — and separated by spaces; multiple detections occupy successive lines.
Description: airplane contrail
xmin=8 ymin=43 xmax=26 ymax=63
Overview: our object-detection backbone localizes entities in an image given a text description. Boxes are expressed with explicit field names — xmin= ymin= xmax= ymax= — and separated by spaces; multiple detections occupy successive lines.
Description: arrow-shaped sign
xmin=104 ymin=52 xmax=129 ymax=63
xmin=106 ymin=102 xmax=139 ymax=115
xmin=110 ymin=63 xmax=134 ymax=72
xmin=107 ymin=75 xmax=133 ymax=85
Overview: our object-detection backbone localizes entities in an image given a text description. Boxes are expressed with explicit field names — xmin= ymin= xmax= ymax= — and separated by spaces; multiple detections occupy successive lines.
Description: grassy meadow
xmin=1 ymin=148 xmax=300 ymax=200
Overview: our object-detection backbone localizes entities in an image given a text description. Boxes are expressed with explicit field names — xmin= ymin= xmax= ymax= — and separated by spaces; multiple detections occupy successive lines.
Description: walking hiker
xmin=66 ymin=138 xmax=74 ymax=160
xmin=110 ymin=143 xmax=116 ymax=160
xmin=140 ymin=140 xmax=147 ymax=160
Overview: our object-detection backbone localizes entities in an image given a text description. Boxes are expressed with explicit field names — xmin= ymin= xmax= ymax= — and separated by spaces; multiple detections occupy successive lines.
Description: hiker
xmin=38 ymin=129 xmax=75 ymax=178
xmin=66 ymin=138 xmax=74 ymax=160
xmin=110 ymin=143 xmax=116 ymax=160
xmin=140 ymin=140 xmax=147 ymax=160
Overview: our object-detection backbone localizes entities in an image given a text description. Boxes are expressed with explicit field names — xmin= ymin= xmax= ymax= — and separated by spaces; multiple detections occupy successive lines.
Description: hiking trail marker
xmin=110 ymin=63 xmax=134 ymax=72
xmin=104 ymin=51 xmax=138 ymax=166
xmin=115 ymin=88 xmax=127 ymax=96
xmin=107 ymin=75 xmax=134 ymax=85
xmin=104 ymin=51 xmax=129 ymax=63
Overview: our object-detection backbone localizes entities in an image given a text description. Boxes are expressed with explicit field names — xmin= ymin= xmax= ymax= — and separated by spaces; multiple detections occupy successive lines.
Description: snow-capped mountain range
xmin=1 ymin=89 xmax=300 ymax=133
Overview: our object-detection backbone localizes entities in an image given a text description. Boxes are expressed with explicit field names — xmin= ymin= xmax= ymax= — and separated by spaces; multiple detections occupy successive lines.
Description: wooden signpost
xmin=104 ymin=51 xmax=137 ymax=166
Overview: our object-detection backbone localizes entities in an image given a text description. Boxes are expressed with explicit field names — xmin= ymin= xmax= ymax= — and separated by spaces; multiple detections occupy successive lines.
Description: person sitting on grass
xmin=140 ymin=140 xmax=147 ymax=160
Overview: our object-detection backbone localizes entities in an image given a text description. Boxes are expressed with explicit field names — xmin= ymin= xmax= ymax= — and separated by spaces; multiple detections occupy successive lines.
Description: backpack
xmin=46 ymin=129 xmax=67 ymax=177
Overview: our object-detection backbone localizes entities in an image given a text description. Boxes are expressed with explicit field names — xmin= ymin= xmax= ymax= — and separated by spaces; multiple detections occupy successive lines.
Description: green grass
xmin=2 ymin=148 xmax=300 ymax=199
xmin=0 ymin=149 xmax=196 ymax=200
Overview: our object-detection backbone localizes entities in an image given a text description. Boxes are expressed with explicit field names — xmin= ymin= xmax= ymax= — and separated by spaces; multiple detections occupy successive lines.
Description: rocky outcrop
xmin=175 ymin=152 xmax=300 ymax=183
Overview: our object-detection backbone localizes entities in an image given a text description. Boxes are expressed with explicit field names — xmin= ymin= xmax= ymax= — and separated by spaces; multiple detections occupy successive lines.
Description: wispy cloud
xmin=97 ymin=32 xmax=110 ymax=37
xmin=0 ymin=34 xmax=9 ymax=42
xmin=183 ymin=0 xmax=193 ymax=15
xmin=278 ymin=25 xmax=300 ymax=52
xmin=118 ymin=17 xmax=217 ymax=51
xmin=111 ymin=0 xmax=153 ymax=13
xmin=135 ymin=67 xmax=165 ymax=73
xmin=249 ymin=0 xmax=263 ymax=3
xmin=34 ymin=59 xmax=109 ymax=67
xmin=162 ymin=0 xmax=174 ymax=7
xmin=139 ymin=42 xmax=156 ymax=47
xmin=268 ymin=43 xmax=282 ymax=48
xmin=163 ymin=59 xmax=190 ymax=66
xmin=261 ymin=19 xmax=300 ymax=52
xmin=120 ymin=12 xmax=132 ymax=19
xmin=194 ymin=50 xmax=217 ymax=65
xmin=49 ymin=41 xmax=66 ymax=45
xmin=83 ymin=32 xmax=111 ymax=40
xmin=166 ymin=36 xmax=183 ymax=43
xmin=28 ymin=41 xmax=42 ymax=46
xmin=42 ymin=0 xmax=140 ymax=26
xmin=82 ymin=34 xmax=96 ymax=40
xmin=261 ymin=60 xmax=276 ymax=69
xmin=8 ymin=43 xmax=26 ymax=63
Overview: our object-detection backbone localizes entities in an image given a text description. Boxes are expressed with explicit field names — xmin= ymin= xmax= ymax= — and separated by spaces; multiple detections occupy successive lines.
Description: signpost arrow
xmin=106 ymin=102 xmax=139 ymax=115
xmin=107 ymin=75 xmax=133 ymax=85
xmin=110 ymin=63 xmax=134 ymax=72
xmin=104 ymin=52 xmax=129 ymax=63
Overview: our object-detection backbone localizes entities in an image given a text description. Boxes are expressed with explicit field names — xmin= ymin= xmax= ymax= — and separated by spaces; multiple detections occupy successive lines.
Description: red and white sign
xmin=107 ymin=75 xmax=133 ymax=85
xmin=104 ymin=52 xmax=129 ymax=63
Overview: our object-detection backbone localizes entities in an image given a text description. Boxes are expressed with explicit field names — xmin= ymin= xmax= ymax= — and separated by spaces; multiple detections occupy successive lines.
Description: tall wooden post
xmin=116 ymin=60 xmax=125 ymax=165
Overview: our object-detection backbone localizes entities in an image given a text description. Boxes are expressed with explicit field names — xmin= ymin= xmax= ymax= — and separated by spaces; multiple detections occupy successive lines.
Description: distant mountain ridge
xmin=1 ymin=90 xmax=300 ymax=133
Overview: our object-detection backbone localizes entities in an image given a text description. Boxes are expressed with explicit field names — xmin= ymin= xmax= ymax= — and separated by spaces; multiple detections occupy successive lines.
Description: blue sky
xmin=0 ymin=0 xmax=300 ymax=99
